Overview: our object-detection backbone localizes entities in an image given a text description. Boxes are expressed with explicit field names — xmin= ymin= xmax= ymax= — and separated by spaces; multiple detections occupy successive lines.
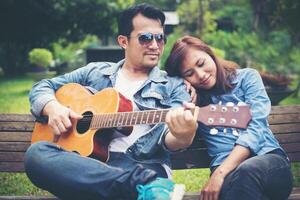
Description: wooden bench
xmin=1 ymin=105 xmax=300 ymax=200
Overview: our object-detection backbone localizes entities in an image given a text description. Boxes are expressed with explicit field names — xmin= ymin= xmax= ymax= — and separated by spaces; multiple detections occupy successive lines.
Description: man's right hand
xmin=42 ymin=100 xmax=82 ymax=135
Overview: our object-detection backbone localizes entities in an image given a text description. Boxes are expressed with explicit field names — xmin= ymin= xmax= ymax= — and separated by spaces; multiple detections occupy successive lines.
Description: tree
xmin=135 ymin=0 xmax=178 ymax=11
xmin=0 ymin=0 xmax=130 ymax=76
xmin=250 ymin=0 xmax=300 ymax=42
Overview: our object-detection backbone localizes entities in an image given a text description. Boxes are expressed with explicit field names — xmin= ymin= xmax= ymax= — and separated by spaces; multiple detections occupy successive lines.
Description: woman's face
xmin=180 ymin=47 xmax=217 ymax=90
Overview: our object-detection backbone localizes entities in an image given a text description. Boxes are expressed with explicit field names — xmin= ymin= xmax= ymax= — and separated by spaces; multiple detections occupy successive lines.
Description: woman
xmin=165 ymin=35 xmax=293 ymax=200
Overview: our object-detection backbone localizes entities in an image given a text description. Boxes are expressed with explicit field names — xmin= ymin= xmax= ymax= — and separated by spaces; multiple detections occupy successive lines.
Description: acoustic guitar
xmin=31 ymin=83 xmax=251 ymax=161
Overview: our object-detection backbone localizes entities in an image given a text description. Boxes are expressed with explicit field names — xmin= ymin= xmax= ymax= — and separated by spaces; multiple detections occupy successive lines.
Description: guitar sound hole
xmin=77 ymin=111 xmax=93 ymax=134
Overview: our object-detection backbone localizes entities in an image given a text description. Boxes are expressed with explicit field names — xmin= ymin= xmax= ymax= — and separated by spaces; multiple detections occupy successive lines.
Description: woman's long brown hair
xmin=165 ymin=36 xmax=238 ymax=105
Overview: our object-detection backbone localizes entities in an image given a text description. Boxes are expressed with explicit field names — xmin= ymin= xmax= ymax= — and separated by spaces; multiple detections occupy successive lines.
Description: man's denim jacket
xmin=29 ymin=60 xmax=191 ymax=167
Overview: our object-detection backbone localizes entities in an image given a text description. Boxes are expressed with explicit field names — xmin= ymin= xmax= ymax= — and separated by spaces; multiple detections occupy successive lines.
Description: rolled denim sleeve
xmin=169 ymin=77 xmax=192 ymax=107
xmin=29 ymin=63 xmax=97 ymax=118
xmin=235 ymin=69 xmax=271 ymax=154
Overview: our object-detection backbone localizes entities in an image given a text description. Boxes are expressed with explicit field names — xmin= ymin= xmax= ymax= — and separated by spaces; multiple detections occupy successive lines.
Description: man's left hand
xmin=165 ymin=102 xmax=199 ymax=146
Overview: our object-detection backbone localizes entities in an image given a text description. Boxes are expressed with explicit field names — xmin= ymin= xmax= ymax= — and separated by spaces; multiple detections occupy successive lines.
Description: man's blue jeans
xmin=24 ymin=141 xmax=168 ymax=200
xmin=218 ymin=150 xmax=293 ymax=200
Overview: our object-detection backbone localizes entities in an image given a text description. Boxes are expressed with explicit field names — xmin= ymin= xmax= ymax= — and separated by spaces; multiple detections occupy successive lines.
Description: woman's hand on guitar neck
xmin=42 ymin=100 xmax=82 ymax=135
xmin=165 ymin=102 xmax=199 ymax=150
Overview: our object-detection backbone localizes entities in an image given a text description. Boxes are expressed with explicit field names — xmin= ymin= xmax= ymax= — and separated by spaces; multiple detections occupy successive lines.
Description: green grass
xmin=173 ymin=168 xmax=210 ymax=191
xmin=0 ymin=77 xmax=33 ymax=113
xmin=0 ymin=77 xmax=51 ymax=195
xmin=0 ymin=76 xmax=299 ymax=195
xmin=0 ymin=173 xmax=50 ymax=196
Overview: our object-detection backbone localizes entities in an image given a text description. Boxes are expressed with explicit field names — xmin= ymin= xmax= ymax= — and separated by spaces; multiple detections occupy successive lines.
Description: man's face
xmin=124 ymin=14 xmax=165 ymax=70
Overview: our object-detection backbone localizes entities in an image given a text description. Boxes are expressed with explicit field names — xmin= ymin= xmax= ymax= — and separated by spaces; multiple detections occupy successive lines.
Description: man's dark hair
xmin=118 ymin=3 xmax=165 ymax=36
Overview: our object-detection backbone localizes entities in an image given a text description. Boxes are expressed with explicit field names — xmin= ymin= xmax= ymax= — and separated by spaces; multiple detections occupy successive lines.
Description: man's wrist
xmin=42 ymin=100 xmax=59 ymax=116
xmin=172 ymin=132 xmax=195 ymax=147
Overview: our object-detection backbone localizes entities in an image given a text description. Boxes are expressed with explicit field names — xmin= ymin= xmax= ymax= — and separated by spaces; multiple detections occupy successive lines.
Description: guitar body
xmin=31 ymin=83 xmax=133 ymax=161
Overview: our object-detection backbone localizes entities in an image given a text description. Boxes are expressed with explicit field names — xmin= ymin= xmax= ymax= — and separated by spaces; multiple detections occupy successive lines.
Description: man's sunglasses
xmin=130 ymin=33 xmax=167 ymax=46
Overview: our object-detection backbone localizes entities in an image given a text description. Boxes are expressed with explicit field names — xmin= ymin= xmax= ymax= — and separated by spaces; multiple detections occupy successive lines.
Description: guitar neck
xmin=89 ymin=104 xmax=251 ymax=130
xmin=90 ymin=109 xmax=170 ymax=129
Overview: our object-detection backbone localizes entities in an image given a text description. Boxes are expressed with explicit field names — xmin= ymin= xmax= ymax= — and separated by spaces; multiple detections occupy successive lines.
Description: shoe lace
xmin=136 ymin=183 xmax=170 ymax=200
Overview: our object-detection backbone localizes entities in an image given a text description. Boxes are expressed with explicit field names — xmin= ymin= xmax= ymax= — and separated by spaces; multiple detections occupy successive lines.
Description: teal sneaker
xmin=136 ymin=178 xmax=185 ymax=200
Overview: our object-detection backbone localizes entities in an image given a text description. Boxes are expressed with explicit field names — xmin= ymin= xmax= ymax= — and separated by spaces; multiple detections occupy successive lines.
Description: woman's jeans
xmin=218 ymin=150 xmax=293 ymax=200
xmin=24 ymin=141 xmax=168 ymax=200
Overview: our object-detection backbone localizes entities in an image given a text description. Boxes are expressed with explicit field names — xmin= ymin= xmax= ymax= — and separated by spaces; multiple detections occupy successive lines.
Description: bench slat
xmin=276 ymin=133 xmax=300 ymax=144
xmin=271 ymin=105 xmax=300 ymax=114
xmin=0 ymin=189 xmax=299 ymax=200
xmin=284 ymin=152 xmax=300 ymax=162
xmin=0 ymin=114 xmax=34 ymax=122
xmin=269 ymin=113 xmax=300 ymax=125
xmin=289 ymin=187 xmax=300 ymax=200
xmin=0 ymin=132 xmax=31 ymax=142
xmin=0 ymin=152 xmax=25 ymax=162
xmin=0 ymin=161 xmax=25 ymax=172
xmin=0 ymin=122 xmax=34 ymax=132
xmin=0 ymin=106 xmax=299 ymax=122
xmin=270 ymin=123 xmax=300 ymax=134
xmin=281 ymin=143 xmax=300 ymax=153
xmin=1 ymin=145 xmax=299 ymax=170
xmin=0 ymin=105 xmax=299 ymax=132
xmin=0 ymin=196 xmax=57 ymax=200
xmin=0 ymin=142 xmax=30 ymax=151
xmin=1 ymin=133 xmax=298 ymax=152
xmin=1 ymin=123 xmax=299 ymax=138
xmin=182 ymin=187 xmax=300 ymax=200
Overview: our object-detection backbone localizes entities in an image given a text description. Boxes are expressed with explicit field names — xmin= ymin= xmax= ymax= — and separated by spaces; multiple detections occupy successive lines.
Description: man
xmin=25 ymin=3 xmax=198 ymax=200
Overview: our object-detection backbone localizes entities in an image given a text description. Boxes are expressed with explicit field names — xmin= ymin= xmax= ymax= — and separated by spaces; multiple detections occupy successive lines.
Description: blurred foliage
xmin=135 ymin=0 xmax=178 ymax=10
xmin=160 ymin=30 xmax=226 ymax=70
xmin=177 ymin=0 xmax=217 ymax=35
xmin=52 ymin=35 xmax=99 ymax=72
xmin=0 ymin=0 xmax=299 ymax=79
xmin=211 ymin=46 xmax=226 ymax=59
xmin=174 ymin=0 xmax=300 ymax=77
xmin=160 ymin=31 xmax=182 ymax=69
xmin=28 ymin=48 xmax=53 ymax=69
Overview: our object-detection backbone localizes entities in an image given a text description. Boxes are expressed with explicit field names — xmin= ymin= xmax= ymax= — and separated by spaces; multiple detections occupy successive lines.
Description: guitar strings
xmin=76 ymin=111 xmax=168 ymax=127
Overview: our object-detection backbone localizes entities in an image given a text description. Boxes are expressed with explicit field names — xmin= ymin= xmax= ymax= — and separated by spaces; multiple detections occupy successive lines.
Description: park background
xmin=0 ymin=0 xmax=299 ymax=196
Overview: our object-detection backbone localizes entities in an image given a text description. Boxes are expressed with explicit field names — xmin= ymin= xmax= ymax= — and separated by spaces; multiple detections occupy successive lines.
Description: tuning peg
xmin=226 ymin=102 xmax=234 ymax=107
xmin=232 ymin=128 xmax=239 ymax=136
xmin=230 ymin=119 xmax=237 ymax=125
xmin=209 ymin=128 xmax=218 ymax=135
xmin=210 ymin=105 xmax=217 ymax=111
xmin=232 ymin=106 xmax=239 ymax=112
xmin=221 ymin=106 xmax=228 ymax=112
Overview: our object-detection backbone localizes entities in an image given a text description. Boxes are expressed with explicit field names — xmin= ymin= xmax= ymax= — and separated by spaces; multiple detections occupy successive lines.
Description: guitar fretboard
xmin=90 ymin=109 xmax=170 ymax=129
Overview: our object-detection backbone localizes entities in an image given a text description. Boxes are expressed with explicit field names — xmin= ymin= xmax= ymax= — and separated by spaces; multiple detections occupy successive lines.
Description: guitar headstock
xmin=197 ymin=103 xmax=252 ymax=129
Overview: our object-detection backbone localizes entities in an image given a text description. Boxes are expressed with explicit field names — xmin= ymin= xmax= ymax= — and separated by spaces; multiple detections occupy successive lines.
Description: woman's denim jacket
xmin=29 ymin=60 xmax=191 ymax=167
xmin=197 ymin=68 xmax=284 ymax=168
